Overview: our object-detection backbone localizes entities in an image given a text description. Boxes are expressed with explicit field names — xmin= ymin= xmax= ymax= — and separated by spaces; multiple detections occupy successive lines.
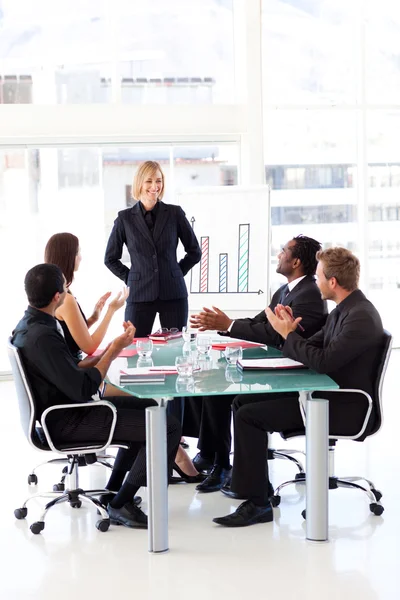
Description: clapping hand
xmin=109 ymin=287 xmax=130 ymax=312
xmin=111 ymin=321 xmax=136 ymax=353
xmin=265 ymin=305 xmax=302 ymax=339
xmin=190 ymin=306 xmax=233 ymax=332
xmin=90 ymin=292 xmax=112 ymax=322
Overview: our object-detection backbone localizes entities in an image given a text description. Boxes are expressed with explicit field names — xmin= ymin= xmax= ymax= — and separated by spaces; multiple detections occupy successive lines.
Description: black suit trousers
xmin=230 ymin=393 xmax=304 ymax=502
xmin=198 ymin=395 xmax=235 ymax=467
xmin=125 ymin=297 xmax=189 ymax=425
xmin=230 ymin=389 xmax=367 ymax=501
xmin=46 ymin=396 xmax=181 ymax=490
xmin=125 ymin=297 xmax=188 ymax=337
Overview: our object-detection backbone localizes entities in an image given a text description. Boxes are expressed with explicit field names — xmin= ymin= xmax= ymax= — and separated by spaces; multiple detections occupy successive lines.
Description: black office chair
xmin=8 ymin=338 xmax=124 ymax=534
xmin=26 ymin=436 xmax=116 ymax=490
xmin=270 ymin=330 xmax=392 ymax=517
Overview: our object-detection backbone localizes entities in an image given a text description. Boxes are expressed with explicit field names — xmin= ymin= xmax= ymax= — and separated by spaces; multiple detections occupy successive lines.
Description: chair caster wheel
xmin=301 ymin=509 xmax=306 ymax=520
xmin=14 ymin=507 xmax=28 ymax=520
xmin=295 ymin=473 xmax=305 ymax=481
xmin=371 ymin=489 xmax=382 ymax=502
xmin=270 ymin=495 xmax=281 ymax=507
xmin=53 ymin=483 xmax=65 ymax=492
xmin=27 ymin=474 xmax=38 ymax=485
xmin=370 ymin=503 xmax=384 ymax=516
xmin=96 ymin=519 xmax=110 ymax=532
xmin=70 ymin=500 xmax=82 ymax=509
xmin=30 ymin=521 xmax=45 ymax=534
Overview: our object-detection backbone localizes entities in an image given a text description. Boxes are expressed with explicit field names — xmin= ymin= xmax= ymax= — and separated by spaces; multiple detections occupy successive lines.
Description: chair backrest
xmin=367 ymin=329 xmax=393 ymax=437
xmin=7 ymin=338 xmax=48 ymax=451
xmin=280 ymin=329 xmax=393 ymax=442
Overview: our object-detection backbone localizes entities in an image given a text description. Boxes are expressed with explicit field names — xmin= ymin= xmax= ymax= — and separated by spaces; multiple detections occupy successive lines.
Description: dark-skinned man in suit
xmin=190 ymin=235 xmax=328 ymax=493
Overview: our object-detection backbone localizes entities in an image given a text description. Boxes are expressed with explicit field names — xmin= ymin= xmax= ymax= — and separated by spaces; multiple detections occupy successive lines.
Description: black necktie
xmin=279 ymin=284 xmax=289 ymax=304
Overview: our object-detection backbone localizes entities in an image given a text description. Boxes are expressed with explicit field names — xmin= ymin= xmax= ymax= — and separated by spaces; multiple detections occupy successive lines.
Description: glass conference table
xmin=114 ymin=339 xmax=338 ymax=552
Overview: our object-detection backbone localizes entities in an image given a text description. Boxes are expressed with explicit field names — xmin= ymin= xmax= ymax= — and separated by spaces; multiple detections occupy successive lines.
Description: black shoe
xmin=192 ymin=453 xmax=213 ymax=473
xmin=213 ymin=500 xmax=273 ymax=527
xmin=108 ymin=502 xmax=148 ymax=529
xmin=221 ymin=481 xmax=274 ymax=500
xmin=220 ymin=487 xmax=247 ymax=500
xmin=169 ymin=463 xmax=207 ymax=484
xmin=196 ymin=465 xmax=232 ymax=493
xmin=99 ymin=493 xmax=142 ymax=507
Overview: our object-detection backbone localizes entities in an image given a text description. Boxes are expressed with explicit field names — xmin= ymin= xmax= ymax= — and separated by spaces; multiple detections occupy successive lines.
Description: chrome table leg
xmin=146 ymin=399 xmax=169 ymax=553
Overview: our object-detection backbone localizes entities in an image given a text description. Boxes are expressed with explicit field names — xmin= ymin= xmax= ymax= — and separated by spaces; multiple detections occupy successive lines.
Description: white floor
xmin=1 ymin=352 xmax=400 ymax=600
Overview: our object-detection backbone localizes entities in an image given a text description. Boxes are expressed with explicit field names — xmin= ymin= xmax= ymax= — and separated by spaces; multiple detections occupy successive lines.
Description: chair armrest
xmin=40 ymin=400 xmax=118 ymax=454
xmin=299 ymin=389 xmax=373 ymax=441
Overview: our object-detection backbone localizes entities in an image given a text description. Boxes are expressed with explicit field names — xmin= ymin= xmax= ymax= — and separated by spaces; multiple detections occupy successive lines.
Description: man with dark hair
xmin=213 ymin=247 xmax=384 ymax=527
xmin=189 ymin=235 xmax=327 ymax=492
xmin=12 ymin=264 xmax=181 ymax=529
xmin=24 ymin=263 xmax=65 ymax=308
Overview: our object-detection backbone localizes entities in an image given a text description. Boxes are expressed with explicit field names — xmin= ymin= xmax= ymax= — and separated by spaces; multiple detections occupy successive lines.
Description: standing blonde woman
xmin=104 ymin=160 xmax=201 ymax=336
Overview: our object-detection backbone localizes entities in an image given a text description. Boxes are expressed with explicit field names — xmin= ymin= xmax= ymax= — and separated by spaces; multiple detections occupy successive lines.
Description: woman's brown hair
xmin=44 ymin=232 xmax=79 ymax=287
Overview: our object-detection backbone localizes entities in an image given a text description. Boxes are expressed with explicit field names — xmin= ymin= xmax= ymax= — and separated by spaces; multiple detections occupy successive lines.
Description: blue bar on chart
xmin=219 ymin=253 xmax=228 ymax=292
xmin=237 ymin=224 xmax=249 ymax=292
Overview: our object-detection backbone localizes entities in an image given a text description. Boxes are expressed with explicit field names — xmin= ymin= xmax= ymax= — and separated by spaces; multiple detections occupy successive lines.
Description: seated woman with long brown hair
xmin=44 ymin=232 xmax=203 ymax=483
xmin=44 ymin=232 xmax=127 ymax=360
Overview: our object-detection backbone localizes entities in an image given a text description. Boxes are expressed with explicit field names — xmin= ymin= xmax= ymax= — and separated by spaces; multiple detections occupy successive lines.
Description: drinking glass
xmin=182 ymin=341 xmax=192 ymax=357
xmin=223 ymin=346 xmax=243 ymax=365
xmin=188 ymin=349 xmax=200 ymax=372
xmin=175 ymin=356 xmax=194 ymax=378
xmin=136 ymin=338 xmax=153 ymax=358
xmin=137 ymin=357 xmax=154 ymax=368
xmin=225 ymin=365 xmax=243 ymax=383
xmin=196 ymin=336 xmax=212 ymax=357
xmin=175 ymin=376 xmax=195 ymax=393
xmin=182 ymin=326 xmax=198 ymax=344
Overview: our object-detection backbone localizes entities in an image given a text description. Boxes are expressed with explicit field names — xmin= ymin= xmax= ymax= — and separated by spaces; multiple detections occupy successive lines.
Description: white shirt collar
xmin=287 ymin=274 xmax=307 ymax=292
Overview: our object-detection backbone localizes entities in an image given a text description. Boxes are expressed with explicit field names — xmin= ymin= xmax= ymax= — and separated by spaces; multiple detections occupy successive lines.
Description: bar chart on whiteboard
xmin=175 ymin=186 xmax=270 ymax=310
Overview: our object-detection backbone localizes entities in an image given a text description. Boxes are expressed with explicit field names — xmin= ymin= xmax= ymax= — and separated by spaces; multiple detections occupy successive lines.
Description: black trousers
xmin=124 ymin=297 xmax=188 ymax=425
xmin=125 ymin=297 xmax=188 ymax=337
xmin=230 ymin=391 xmax=368 ymax=502
xmin=230 ymin=393 xmax=304 ymax=502
xmin=46 ymin=396 xmax=181 ymax=490
xmin=197 ymin=395 xmax=235 ymax=468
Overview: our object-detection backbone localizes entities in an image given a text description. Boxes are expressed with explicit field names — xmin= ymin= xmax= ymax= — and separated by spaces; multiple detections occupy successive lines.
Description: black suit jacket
xmin=283 ymin=289 xmax=384 ymax=438
xmin=227 ymin=275 xmax=327 ymax=348
xmin=104 ymin=201 xmax=201 ymax=303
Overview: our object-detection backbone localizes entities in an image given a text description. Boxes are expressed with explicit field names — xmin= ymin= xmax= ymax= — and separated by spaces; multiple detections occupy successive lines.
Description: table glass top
xmin=109 ymin=338 xmax=338 ymax=399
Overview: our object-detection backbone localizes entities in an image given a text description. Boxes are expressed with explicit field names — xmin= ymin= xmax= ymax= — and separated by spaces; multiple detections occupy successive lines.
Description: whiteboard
xmin=175 ymin=185 xmax=270 ymax=311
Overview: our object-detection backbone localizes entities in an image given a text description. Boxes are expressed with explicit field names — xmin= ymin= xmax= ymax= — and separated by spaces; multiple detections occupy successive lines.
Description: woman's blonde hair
xmin=132 ymin=161 xmax=165 ymax=201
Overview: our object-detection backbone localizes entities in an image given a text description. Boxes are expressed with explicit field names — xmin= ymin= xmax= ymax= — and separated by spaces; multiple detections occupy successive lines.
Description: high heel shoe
xmin=170 ymin=463 xmax=207 ymax=484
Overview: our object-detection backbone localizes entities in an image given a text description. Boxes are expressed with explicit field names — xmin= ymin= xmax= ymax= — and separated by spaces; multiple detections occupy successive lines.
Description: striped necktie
xmin=279 ymin=284 xmax=289 ymax=304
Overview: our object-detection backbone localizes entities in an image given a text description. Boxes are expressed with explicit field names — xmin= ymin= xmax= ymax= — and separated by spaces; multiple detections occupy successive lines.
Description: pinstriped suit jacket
xmin=104 ymin=201 xmax=201 ymax=303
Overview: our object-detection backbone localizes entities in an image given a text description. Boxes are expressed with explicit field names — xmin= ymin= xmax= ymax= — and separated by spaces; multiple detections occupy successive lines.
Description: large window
xmin=0 ymin=0 xmax=234 ymax=105
xmin=0 ymin=143 xmax=239 ymax=371
xmin=262 ymin=1 xmax=400 ymax=346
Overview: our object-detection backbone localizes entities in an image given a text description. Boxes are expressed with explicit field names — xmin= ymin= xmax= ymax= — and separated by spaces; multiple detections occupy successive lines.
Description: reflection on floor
xmin=1 ymin=350 xmax=399 ymax=600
